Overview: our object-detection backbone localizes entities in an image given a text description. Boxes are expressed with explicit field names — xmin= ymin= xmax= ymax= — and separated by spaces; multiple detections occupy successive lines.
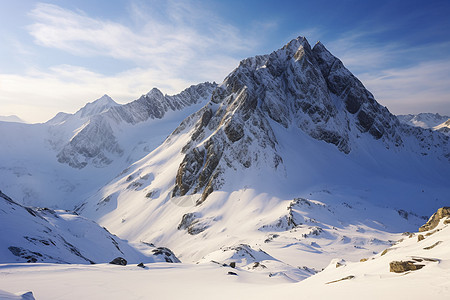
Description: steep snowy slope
xmin=434 ymin=119 xmax=450 ymax=135
xmin=0 ymin=83 xmax=216 ymax=208
xmin=0 ymin=190 xmax=179 ymax=264
xmin=78 ymin=36 xmax=450 ymax=276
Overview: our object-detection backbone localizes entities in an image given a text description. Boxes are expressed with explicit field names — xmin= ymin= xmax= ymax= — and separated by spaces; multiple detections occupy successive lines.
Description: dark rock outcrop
xmin=109 ymin=257 xmax=127 ymax=266
xmin=177 ymin=212 xmax=211 ymax=235
xmin=151 ymin=247 xmax=180 ymax=263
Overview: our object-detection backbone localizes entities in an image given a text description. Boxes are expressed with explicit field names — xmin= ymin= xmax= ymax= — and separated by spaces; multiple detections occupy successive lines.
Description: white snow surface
xmin=1 ymin=217 xmax=449 ymax=299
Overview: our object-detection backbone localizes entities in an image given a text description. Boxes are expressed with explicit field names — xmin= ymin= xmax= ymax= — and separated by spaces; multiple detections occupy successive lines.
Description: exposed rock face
xmin=177 ymin=212 xmax=213 ymax=235
xmin=151 ymin=247 xmax=180 ymax=263
xmin=56 ymin=82 xmax=217 ymax=168
xmin=57 ymin=116 xmax=123 ymax=168
xmin=109 ymin=257 xmax=127 ymax=265
xmin=390 ymin=261 xmax=424 ymax=273
xmin=170 ymin=36 xmax=449 ymax=203
xmin=419 ymin=207 xmax=450 ymax=232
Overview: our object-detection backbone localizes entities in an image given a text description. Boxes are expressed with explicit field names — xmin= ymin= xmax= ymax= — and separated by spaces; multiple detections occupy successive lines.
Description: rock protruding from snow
xmin=419 ymin=207 xmax=450 ymax=232
xmin=389 ymin=260 xmax=425 ymax=273
xmin=151 ymin=247 xmax=180 ymax=263
xmin=109 ymin=257 xmax=127 ymax=266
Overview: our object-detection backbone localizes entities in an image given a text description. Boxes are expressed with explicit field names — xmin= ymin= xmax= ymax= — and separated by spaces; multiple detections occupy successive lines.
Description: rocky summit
xmin=171 ymin=37 xmax=449 ymax=203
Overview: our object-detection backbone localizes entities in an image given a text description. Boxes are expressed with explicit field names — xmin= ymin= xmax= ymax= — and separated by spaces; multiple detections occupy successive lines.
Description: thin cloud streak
xmin=359 ymin=59 xmax=450 ymax=115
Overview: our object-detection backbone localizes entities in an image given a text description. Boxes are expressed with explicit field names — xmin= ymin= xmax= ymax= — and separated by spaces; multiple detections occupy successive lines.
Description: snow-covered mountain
xmin=77 ymin=37 xmax=449 ymax=276
xmin=0 ymin=82 xmax=216 ymax=208
xmin=397 ymin=113 xmax=449 ymax=129
xmin=0 ymin=115 xmax=25 ymax=123
xmin=55 ymin=83 xmax=216 ymax=169
xmin=398 ymin=113 xmax=450 ymax=136
xmin=1 ymin=36 xmax=449 ymax=297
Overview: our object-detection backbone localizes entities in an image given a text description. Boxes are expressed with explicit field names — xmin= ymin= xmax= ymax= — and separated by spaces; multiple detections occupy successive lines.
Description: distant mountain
xmin=398 ymin=113 xmax=450 ymax=136
xmin=0 ymin=115 xmax=25 ymax=123
xmin=56 ymin=82 xmax=217 ymax=168
xmin=0 ymin=82 xmax=216 ymax=208
xmin=397 ymin=113 xmax=449 ymax=128
xmin=77 ymin=37 xmax=449 ymax=276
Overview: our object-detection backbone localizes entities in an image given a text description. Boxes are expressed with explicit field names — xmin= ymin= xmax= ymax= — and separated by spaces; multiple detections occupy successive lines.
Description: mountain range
xmin=0 ymin=36 xmax=449 ymax=299
xmin=398 ymin=113 xmax=450 ymax=135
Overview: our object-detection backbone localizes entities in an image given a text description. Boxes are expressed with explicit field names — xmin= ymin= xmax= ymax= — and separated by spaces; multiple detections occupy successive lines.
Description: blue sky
xmin=1 ymin=0 xmax=449 ymax=123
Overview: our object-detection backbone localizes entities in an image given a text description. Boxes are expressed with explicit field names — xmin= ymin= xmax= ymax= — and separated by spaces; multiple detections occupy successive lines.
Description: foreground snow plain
xmin=1 ymin=217 xmax=449 ymax=299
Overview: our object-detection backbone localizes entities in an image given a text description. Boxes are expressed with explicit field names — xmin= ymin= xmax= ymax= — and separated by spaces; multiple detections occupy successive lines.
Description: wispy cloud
xmin=27 ymin=2 xmax=257 ymax=81
xmin=359 ymin=59 xmax=450 ymax=115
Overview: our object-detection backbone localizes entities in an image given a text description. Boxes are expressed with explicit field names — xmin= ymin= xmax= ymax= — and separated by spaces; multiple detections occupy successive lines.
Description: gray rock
xmin=151 ymin=247 xmax=180 ymax=263
xmin=109 ymin=257 xmax=127 ymax=266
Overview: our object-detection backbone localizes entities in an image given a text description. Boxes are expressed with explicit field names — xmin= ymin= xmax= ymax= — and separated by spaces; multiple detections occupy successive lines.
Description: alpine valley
xmin=1 ymin=37 xmax=449 ymax=300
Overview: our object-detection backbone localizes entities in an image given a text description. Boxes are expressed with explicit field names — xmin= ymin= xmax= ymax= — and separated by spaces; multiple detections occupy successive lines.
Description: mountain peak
xmin=76 ymin=94 xmax=119 ymax=118
xmin=146 ymin=88 xmax=164 ymax=98
xmin=0 ymin=115 xmax=25 ymax=123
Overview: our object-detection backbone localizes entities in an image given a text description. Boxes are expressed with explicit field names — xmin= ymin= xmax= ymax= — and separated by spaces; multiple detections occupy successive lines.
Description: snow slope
xmin=1 ymin=208 xmax=449 ymax=299
xmin=0 ymin=190 xmax=179 ymax=264
xmin=77 ymin=36 xmax=450 ymax=277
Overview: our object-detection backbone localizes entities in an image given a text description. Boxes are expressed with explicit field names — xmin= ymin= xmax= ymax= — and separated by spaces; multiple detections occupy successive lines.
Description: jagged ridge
xmin=172 ymin=37 xmax=449 ymax=202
